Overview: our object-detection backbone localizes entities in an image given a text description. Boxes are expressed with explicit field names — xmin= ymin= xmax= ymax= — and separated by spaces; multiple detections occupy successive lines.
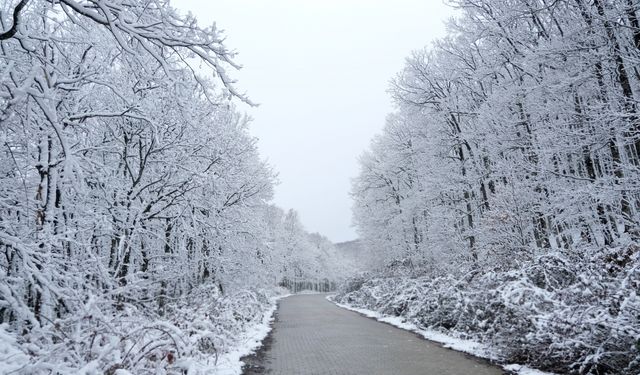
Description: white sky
xmin=172 ymin=0 xmax=453 ymax=243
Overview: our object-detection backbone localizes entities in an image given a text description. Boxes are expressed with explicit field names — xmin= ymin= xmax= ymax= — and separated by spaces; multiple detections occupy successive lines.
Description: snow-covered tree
xmin=348 ymin=1 xmax=640 ymax=372
xmin=0 ymin=1 xmax=347 ymax=372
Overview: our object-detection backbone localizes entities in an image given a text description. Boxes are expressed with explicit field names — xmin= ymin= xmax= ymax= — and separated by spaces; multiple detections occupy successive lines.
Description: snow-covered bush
xmin=335 ymin=248 xmax=640 ymax=374
xmin=0 ymin=285 xmax=280 ymax=374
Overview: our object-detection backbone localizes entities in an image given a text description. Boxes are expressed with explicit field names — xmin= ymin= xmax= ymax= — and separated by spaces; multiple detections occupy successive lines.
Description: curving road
xmin=242 ymin=293 xmax=504 ymax=375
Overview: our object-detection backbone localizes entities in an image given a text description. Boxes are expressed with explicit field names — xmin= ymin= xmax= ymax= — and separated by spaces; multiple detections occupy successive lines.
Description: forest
xmin=2 ymin=0 xmax=640 ymax=374
xmin=0 ymin=0 xmax=349 ymax=373
xmin=335 ymin=0 xmax=640 ymax=374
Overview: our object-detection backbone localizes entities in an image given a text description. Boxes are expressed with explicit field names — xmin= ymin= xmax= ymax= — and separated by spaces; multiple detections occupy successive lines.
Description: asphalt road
xmin=242 ymin=293 xmax=504 ymax=375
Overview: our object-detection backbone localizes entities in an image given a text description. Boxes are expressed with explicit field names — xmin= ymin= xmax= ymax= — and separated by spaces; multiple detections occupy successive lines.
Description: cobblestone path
xmin=243 ymin=293 xmax=504 ymax=375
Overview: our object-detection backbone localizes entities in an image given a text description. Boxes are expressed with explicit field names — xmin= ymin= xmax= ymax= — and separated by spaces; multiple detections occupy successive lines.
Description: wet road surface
xmin=242 ymin=294 xmax=504 ymax=375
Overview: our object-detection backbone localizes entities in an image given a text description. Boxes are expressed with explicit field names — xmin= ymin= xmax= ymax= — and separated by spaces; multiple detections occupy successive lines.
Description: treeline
xmin=345 ymin=0 xmax=640 ymax=373
xmin=0 ymin=0 xmax=345 ymax=372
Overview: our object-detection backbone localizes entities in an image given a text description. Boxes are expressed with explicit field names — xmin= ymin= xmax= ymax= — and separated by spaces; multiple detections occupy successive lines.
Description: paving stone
xmin=251 ymin=294 xmax=505 ymax=375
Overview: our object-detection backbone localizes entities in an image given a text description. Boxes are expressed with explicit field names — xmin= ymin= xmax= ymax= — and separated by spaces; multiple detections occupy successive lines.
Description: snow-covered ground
xmin=0 ymin=326 xmax=29 ymax=374
xmin=329 ymin=296 xmax=555 ymax=375
xmin=213 ymin=293 xmax=290 ymax=375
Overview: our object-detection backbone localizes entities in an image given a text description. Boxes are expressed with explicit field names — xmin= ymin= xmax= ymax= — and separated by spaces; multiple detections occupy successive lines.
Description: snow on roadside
xmin=212 ymin=294 xmax=290 ymax=375
xmin=327 ymin=296 xmax=555 ymax=375
xmin=502 ymin=364 xmax=556 ymax=375
xmin=0 ymin=324 xmax=29 ymax=373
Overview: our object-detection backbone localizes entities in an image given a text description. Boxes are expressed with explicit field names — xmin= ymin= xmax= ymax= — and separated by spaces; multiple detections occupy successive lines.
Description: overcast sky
xmin=172 ymin=0 xmax=454 ymax=243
